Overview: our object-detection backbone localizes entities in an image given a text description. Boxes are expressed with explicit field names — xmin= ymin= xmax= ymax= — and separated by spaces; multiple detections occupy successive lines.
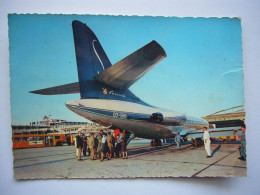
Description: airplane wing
xmin=94 ymin=40 xmax=167 ymax=89
xmin=30 ymin=41 xmax=166 ymax=94
xmin=181 ymin=126 xmax=242 ymax=140
xmin=30 ymin=82 xmax=80 ymax=95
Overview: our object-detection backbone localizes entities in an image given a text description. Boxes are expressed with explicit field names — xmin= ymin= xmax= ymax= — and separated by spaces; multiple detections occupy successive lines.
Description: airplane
xmin=30 ymin=20 xmax=241 ymax=146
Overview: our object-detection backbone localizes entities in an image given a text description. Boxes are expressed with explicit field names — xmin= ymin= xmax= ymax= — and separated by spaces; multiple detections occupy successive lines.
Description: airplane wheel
xmin=150 ymin=140 xmax=155 ymax=147
xmin=198 ymin=139 xmax=203 ymax=146
xmin=191 ymin=138 xmax=195 ymax=146
xmin=154 ymin=139 xmax=161 ymax=146
xmin=194 ymin=139 xmax=198 ymax=147
xmin=194 ymin=138 xmax=202 ymax=147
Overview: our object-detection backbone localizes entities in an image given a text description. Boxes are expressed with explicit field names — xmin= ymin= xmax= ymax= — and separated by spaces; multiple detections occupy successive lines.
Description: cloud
xmin=221 ymin=67 xmax=243 ymax=76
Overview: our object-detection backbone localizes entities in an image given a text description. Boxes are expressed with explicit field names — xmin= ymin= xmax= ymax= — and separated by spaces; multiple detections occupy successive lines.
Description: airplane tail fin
xmin=31 ymin=20 xmax=165 ymax=106
xmin=72 ymin=20 xmax=112 ymax=99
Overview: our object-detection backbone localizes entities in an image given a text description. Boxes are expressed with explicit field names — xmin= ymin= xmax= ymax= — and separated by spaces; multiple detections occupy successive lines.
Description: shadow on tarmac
xmin=128 ymin=144 xmax=174 ymax=157
xmin=211 ymin=144 xmax=221 ymax=157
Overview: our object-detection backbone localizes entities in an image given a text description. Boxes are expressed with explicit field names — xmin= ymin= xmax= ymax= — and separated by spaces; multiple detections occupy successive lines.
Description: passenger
xmin=175 ymin=132 xmax=182 ymax=150
xmin=87 ymin=135 xmax=90 ymax=156
xmin=88 ymin=133 xmax=95 ymax=160
xmin=105 ymin=133 xmax=110 ymax=160
xmin=115 ymin=135 xmax=122 ymax=158
xmin=107 ymin=132 xmax=112 ymax=160
xmin=112 ymin=132 xmax=116 ymax=158
xmin=82 ymin=134 xmax=87 ymax=156
xmin=121 ymin=132 xmax=128 ymax=159
xmin=94 ymin=133 xmax=98 ymax=159
xmin=74 ymin=136 xmax=78 ymax=157
xmin=122 ymin=130 xmax=126 ymax=137
xmin=238 ymin=124 xmax=246 ymax=161
xmin=97 ymin=133 xmax=102 ymax=159
xmin=203 ymin=127 xmax=212 ymax=158
xmin=100 ymin=132 xmax=108 ymax=161
xmin=76 ymin=131 xmax=83 ymax=161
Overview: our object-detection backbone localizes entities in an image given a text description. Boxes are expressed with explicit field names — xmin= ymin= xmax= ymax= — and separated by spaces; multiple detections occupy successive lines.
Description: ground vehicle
xmin=12 ymin=133 xmax=66 ymax=149
xmin=65 ymin=134 xmax=77 ymax=145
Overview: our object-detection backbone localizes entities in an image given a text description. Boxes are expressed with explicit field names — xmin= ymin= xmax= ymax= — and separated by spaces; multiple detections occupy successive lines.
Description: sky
xmin=9 ymin=14 xmax=244 ymax=124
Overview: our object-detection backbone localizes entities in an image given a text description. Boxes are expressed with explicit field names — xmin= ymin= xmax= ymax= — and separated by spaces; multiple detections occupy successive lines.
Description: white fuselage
xmin=66 ymin=99 xmax=209 ymax=139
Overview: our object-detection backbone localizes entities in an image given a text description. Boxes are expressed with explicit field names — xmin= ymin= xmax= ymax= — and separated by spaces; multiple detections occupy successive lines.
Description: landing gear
xmin=127 ymin=133 xmax=135 ymax=145
xmin=182 ymin=137 xmax=188 ymax=142
xmin=191 ymin=138 xmax=203 ymax=147
xmin=151 ymin=139 xmax=162 ymax=147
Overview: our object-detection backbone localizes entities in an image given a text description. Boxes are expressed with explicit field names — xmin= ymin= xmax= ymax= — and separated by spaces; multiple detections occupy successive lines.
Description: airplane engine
xmin=128 ymin=112 xmax=185 ymax=126
xmin=150 ymin=112 xmax=163 ymax=123
xmin=150 ymin=112 xmax=186 ymax=125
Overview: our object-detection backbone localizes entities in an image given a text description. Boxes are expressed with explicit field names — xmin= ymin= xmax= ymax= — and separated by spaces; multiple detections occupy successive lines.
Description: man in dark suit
xmin=82 ymin=134 xmax=87 ymax=156
xmin=76 ymin=131 xmax=83 ymax=161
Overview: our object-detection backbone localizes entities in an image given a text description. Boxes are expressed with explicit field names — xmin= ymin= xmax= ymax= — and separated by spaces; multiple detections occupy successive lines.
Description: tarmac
xmin=13 ymin=140 xmax=247 ymax=179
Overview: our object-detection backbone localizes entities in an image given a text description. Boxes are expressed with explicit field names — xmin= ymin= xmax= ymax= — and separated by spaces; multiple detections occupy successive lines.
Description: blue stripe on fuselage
xmin=67 ymin=104 xmax=208 ymax=126
xmin=67 ymin=104 xmax=151 ymax=121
